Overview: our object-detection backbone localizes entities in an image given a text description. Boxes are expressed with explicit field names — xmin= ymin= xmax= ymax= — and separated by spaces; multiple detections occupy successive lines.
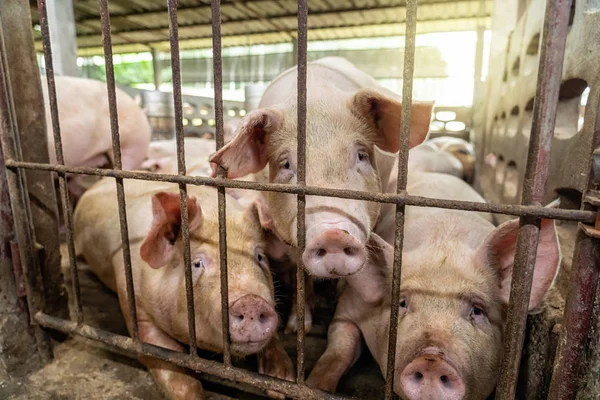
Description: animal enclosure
xmin=1 ymin=0 xmax=599 ymax=399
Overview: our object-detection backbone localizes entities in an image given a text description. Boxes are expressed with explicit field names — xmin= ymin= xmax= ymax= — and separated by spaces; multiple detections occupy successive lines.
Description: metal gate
xmin=0 ymin=0 xmax=599 ymax=399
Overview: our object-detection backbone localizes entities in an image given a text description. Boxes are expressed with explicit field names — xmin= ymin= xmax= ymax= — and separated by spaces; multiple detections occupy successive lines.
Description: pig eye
xmin=255 ymin=248 xmax=269 ymax=272
xmin=282 ymin=160 xmax=291 ymax=170
xmin=357 ymin=151 xmax=368 ymax=163
xmin=457 ymin=149 xmax=469 ymax=155
xmin=192 ymin=259 xmax=204 ymax=269
xmin=399 ymin=297 xmax=408 ymax=315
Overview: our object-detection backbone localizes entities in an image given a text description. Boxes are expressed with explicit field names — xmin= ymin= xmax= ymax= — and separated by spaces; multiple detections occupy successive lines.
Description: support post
xmin=151 ymin=48 xmax=161 ymax=90
xmin=46 ymin=0 xmax=78 ymax=76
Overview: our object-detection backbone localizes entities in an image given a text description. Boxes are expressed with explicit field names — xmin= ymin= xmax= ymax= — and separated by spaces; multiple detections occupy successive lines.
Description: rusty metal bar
xmin=167 ymin=0 xmax=197 ymax=357
xmin=211 ymin=0 xmax=231 ymax=367
xmin=496 ymin=0 xmax=573 ymax=398
xmin=35 ymin=311 xmax=349 ymax=400
xmin=37 ymin=0 xmax=83 ymax=325
xmin=98 ymin=0 xmax=139 ymax=340
xmin=295 ymin=0 xmax=308 ymax=384
xmin=548 ymin=229 xmax=600 ymax=399
xmin=0 ymin=19 xmax=53 ymax=363
xmin=384 ymin=0 xmax=417 ymax=398
xmin=5 ymin=159 xmax=597 ymax=223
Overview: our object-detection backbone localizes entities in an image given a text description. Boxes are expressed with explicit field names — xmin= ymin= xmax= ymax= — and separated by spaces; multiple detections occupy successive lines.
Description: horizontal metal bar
xmin=5 ymin=160 xmax=595 ymax=223
xmin=35 ymin=312 xmax=349 ymax=400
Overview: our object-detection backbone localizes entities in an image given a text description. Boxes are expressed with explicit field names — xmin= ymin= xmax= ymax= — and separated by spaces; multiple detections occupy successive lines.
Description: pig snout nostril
xmin=303 ymin=229 xmax=367 ymax=278
xmin=343 ymin=247 xmax=357 ymax=256
xmin=440 ymin=375 xmax=449 ymax=385
xmin=414 ymin=372 xmax=423 ymax=381
xmin=316 ymin=248 xmax=327 ymax=257
xmin=228 ymin=295 xmax=277 ymax=347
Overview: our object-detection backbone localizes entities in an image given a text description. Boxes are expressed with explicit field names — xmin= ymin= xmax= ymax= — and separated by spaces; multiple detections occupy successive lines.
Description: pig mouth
xmin=230 ymin=338 xmax=271 ymax=355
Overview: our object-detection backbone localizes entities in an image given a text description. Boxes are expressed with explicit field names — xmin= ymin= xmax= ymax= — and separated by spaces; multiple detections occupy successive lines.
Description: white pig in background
xmin=210 ymin=56 xmax=434 ymax=333
xmin=427 ymin=136 xmax=477 ymax=183
xmin=307 ymin=171 xmax=560 ymax=400
xmin=41 ymin=76 xmax=152 ymax=198
xmin=74 ymin=178 xmax=293 ymax=400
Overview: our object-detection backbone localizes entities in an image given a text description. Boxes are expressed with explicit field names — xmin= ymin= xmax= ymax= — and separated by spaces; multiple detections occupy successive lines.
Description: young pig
xmin=210 ymin=56 xmax=433 ymax=332
xmin=42 ymin=76 xmax=152 ymax=198
xmin=306 ymin=172 xmax=560 ymax=400
xmin=74 ymin=178 xmax=293 ymax=399
xmin=427 ymin=136 xmax=476 ymax=184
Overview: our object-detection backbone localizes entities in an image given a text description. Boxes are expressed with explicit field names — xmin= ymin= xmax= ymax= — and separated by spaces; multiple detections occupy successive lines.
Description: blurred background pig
xmin=210 ymin=56 xmax=433 ymax=334
xmin=41 ymin=75 xmax=152 ymax=199
xmin=74 ymin=178 xmax=293 ymax=399
xmin=307 ymin=171 xmax=560 ymax=399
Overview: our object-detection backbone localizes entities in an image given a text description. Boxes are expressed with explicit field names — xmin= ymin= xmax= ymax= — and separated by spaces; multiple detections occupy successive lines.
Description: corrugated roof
xmin=31 ymin=0 xmax=492 ymax=56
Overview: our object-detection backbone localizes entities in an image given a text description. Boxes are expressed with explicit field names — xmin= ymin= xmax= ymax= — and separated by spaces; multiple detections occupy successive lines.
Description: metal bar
xmin=384 ymin=0 xmax=417 ymax=398
xmin=167 ymin=0 xmax=197 ymax=356
xmin=0 ymin=19 xmax=52 ymax=364
xmin=211 ymin=0 xmax=231 ymax=367
xmin=36 ymin=312 xmax=349 ymax=400
xmin=295 ymin=0 xmax=308 ymax=384
xmin=37 ymin=0 xmax=83 ymax=325
xmin=98 ymin=0 xmax=139 ymax=340
xmin=548 ymin=229 xmax=600 ymax=399
xmin=5 ymin=160 xmax=597 ymax=223
xmin=496 ymin=0 xmax=573 ymax=398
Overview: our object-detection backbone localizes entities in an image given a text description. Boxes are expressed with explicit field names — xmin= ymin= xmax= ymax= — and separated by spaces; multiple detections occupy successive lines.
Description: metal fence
xmin=0 ymin=0 xmax=598 ymax=399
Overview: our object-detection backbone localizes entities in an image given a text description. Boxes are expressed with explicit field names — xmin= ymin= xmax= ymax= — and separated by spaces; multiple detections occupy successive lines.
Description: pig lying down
xmin=307 ymin=172 xmax=560 ymax=400
xmin=427 ymin=136 xmax=477 ymax=183
xmin=74 ymin=178 xmax=293 ymax=399
xmin=41 ymin=76 xmax=151 ymax=199
xmin=210 ymin=56 xmax=433 ymax=333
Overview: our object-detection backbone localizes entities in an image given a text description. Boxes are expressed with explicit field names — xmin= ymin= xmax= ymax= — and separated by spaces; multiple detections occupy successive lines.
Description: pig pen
xmin=1 ymin=1 xmax=600 ymax=400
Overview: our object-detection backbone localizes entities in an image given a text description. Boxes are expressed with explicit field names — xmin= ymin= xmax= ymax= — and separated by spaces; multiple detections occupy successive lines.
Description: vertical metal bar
xmin=37 ymin=0 xmax=83 ymax=325
xmin=384 ymin=1 xmax=417 ymax=398
xmin=0 ymin=19 xmax=53 ymax=363
xmin=167 ymin=0 xmax=197 ymax=356
xmin=496 ymin=0 xmax=572 ymax=398
xmin=295 ymin=0 xmax=308 ymax=385
xmin=98 ymin=0 xmax=138 ymax=339
xmin=211 ymin=0 xmax=231 ymax=367
xmin=548 ymin=90 xmax=600 ymax=400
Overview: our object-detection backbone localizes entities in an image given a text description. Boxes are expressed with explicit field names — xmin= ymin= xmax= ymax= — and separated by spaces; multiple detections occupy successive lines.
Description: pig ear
xmin=209 ymin=109 xmax=284 ymax=179
xmin=140 ymin=192 xmax=203 ymax=269
xmin=347 ymin=233 xmax=391 ymax=304
xmin=244 ymin=198 xmax=290 ymax=260
xmin=349 ymin=88 xmax=434 ymax=152
xmin=476 ymin=218 xmax=560 ymax=311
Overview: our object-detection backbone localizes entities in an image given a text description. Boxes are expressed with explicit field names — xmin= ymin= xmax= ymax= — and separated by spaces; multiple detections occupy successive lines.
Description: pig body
xmin=74 ymin=178 xmax=293 ymax=399
xmin=210 ymin=57 xmax=434 ymax=333
xmin=307 ymin=172 xmax=560 ymax=399
xmin=427 ymin=136 xmax=477 ymax=183
xmin=41 ymin=76 xmax=151 ymax=198
xmin=141 ymin=137 xmax=217 ymax=176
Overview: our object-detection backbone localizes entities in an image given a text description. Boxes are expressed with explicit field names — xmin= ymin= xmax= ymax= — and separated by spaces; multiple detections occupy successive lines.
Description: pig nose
xmin=229 ymin=295 xmax=277 ymax=343
xmin=400 ymin=354 xmax=465 ymax=400
xmin=302 ymin=229 xmax=366 ymax=278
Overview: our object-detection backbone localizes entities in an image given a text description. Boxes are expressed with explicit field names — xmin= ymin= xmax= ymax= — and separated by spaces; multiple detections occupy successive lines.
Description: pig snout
xmin=302 ymin=229 xmax=367 ymax=278
xmin=400 ymin=348 xmax=465 ymax=400
xmin=229 ymin=295 xmax=277 ymax=345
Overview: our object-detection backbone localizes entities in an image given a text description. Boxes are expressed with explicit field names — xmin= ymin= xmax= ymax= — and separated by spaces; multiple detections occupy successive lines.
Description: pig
xmin=41 ymin=75 xmax=152 ymax=198
xmin=74 ymin=178 xmax=294 ymax=399
xmin=141 ymin=137 xmax=217 ymax=176
xmin=406 ymin=142 xmax=464 ymax=179
xmin=427 ymin=136 xmax=477 ymax=184
xmin=306 ymin=171 xmax=560 ymax=400
xmin=209 ymin=56 xmax=434 ymax=333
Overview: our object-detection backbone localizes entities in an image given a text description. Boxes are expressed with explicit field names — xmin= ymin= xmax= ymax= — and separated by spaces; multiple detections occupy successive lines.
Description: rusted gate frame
xmin=0 ymin=0 xmax=598 ymax=399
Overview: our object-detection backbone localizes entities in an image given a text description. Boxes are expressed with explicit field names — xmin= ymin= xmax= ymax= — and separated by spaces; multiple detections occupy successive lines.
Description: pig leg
xmin=285 ymin=272 xmax=314 ymax=334
xmin=117 ymin=293 xmax=204 ymax=400
xmin=305 ymin=319 xmax=362 ymax=392
xmin=257 ymin=334 xmax=295 ymax=399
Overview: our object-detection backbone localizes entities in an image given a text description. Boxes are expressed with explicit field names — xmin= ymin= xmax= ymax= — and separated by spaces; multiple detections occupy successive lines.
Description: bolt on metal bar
xmin=5 ymin=159 xmax=598 ymax=224
xmin=35 ymin=311 xmax=350 ymax=400
xmin=36 ymin=0 xmax=83 ymax=325
xmin=496 ymin=0 xmax=573 ymax=398
xmin=548 ymin=90 xmax=600 ymax=400
xmin=98 ymin=0 xmax=139 ymax=340
xmin=210 ymin=0 xmax=231 ymax=367
xmin=167 ymin=0 xmax=197 ymax=356
xmin=295 ymin=0 xmax=308 ymax=385
xmin=0 ymin=21 xmax=52 ymax=363
xmin=384 ymin=0 xmax=417 ymax=398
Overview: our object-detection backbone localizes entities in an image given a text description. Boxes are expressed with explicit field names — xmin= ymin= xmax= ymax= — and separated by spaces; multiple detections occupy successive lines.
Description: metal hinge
xmin=9 ymin=240 xmax=26 ymax=297
xmin=580 ymin=191 xmax=600 ymax=239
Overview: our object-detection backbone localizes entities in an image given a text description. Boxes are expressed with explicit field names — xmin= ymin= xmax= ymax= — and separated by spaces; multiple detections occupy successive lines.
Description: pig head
xmin=210 ymin=81 xmax=433 ymax=279
xmin=307 ymin=210 xmax=560 ymax=399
